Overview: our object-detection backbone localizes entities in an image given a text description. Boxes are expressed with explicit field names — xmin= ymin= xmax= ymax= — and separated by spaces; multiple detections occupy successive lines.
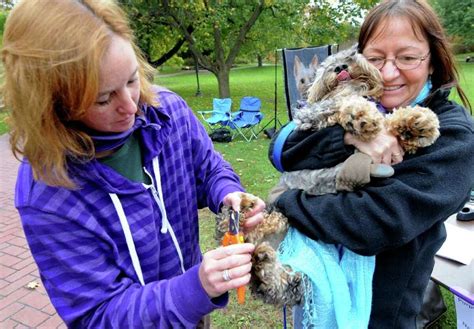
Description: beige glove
xmin=336 ymin=152 xmax=394 ymax=191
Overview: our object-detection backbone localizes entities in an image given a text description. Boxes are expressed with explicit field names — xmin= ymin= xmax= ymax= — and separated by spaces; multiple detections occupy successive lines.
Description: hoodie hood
xmin=68 ymin=99 xmax=172 ymax=195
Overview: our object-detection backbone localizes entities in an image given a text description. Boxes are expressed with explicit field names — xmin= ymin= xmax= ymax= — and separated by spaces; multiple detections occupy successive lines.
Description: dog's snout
xmin=334 ymin=64 xmax=349 ymax=73
xmin=402 ymin=131 xmax=413 ymax=140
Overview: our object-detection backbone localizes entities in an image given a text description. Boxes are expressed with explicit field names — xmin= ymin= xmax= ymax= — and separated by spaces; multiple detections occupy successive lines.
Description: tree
xmin=238 ymin=2 xmax=308 ymax=66
xmin=120 ymin=1 xmax=189 ymax=67
xmin=0 ymin=0 xmax=14 ymax=10
xmin=121 ymin=0 xmax=309 ymax=98
xmin=431 ymin=0 xmax=474 ymax=50
xmin=239 ymin=0 xmax=378 ymax=67
xmin=301 ymin=0 xmax=377 ymax=47
xmin=120 ymin=0 xmax=378 ymax=98
xmin=160 ymin=0 xmax=269 ymax=98
xmin=0 ymin=10 xmax=9 ymax=45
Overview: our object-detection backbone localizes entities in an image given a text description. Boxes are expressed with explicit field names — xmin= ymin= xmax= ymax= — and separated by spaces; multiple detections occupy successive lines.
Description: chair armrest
xmin=197 ymin=110 xmax=213 ymax=115
xmin=197 ymin=110 xmax=213 ymax=120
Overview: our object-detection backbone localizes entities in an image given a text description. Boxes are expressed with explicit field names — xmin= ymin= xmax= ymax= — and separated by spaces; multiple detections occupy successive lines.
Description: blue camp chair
xmin=226 ymin=96 xmax=264 ymax=141
xmin=197 ymin=98 xmax=232 ymax=131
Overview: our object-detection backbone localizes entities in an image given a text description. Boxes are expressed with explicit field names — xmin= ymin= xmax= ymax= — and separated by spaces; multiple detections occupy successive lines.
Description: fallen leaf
xmin=26 ymin=281 xmax=39 ymax=290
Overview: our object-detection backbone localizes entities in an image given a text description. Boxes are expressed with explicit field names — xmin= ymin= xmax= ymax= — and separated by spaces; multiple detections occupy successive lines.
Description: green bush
xmin=0 ymin=10 xmax=8 ymax=35
xmin=0 ymin=10 xmax=9 ymax=47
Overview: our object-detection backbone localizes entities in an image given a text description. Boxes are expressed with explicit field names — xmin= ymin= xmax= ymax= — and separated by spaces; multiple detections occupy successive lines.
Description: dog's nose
xmin=334 ymin=64 xmax=348 ymax=73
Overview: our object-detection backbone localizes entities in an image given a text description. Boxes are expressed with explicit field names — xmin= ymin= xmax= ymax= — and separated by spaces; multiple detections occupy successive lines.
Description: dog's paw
xmin=252 ymin=242 xmax=277 ymax=283
xmin=294 ymin=102 xmax=337 ymax=131
xmin=336 ymin=96 xmax=383 ymax=141
xmin=386 ymin=105 xmax=440 ymax=154
xmin=250 ymin=242 xmax=304 ymax=306
xmin=216 ymin=192 xmax=261 ymax=243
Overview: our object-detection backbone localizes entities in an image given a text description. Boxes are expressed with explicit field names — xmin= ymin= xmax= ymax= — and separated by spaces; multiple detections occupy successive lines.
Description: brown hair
xmin=358 ymin=0 xmax=471 ymax=111
xmin=1 ymin=0 xmax=156 ymax=188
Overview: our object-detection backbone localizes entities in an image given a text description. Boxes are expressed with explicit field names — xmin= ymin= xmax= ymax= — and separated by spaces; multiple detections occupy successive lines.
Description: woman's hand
xmin=199 ymin=243 xmax=255 ymax=298
xmin=344 ymin=127 xmax=404 ymax=165
xmin=222 ymin=192 xmax=265 ymax=232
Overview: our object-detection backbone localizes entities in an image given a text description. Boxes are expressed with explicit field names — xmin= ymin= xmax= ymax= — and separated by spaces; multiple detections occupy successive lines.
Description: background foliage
xmin=0 ymin=9 xmax=7 ymax=46
xmin=431 ymin=0 xmax=474 ymax=52
xmin=119 ymin=0 xmax=377 ymax=98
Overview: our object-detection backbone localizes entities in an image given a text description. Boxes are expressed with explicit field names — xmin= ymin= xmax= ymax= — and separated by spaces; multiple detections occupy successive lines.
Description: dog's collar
xmin=365 ymin=97 xmax=388 ymax=114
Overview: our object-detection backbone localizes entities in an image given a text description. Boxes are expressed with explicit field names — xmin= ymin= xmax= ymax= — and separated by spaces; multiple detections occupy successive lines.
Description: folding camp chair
xmin=197 ymin=98 xmax=232 ymax=131
xmin=282 ymin=45 xmax=337 ymax=120
xmin=226 ymin=96 xmax=264 ymax=142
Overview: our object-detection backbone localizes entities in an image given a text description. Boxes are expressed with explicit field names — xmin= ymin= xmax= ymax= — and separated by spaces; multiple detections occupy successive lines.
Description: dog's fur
xmin=216 ymin=46 xmax=440 ymax=307
xmin=216 ymin=199 xmax=302 ymax=305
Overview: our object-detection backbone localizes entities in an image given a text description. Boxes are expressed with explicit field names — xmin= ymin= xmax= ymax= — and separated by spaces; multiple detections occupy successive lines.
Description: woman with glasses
xmin=269 ymin=0 xmax=474 ymax=327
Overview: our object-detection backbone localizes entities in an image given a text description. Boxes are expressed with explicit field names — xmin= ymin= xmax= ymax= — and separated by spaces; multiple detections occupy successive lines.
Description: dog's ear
xmin=309 ymin=55 xmax=319 ymax=71
xmin=348 ymin=43 xmax=358 ymax=56
xmin=354 ymin=43 xmax=362 ymax=53
xmin=294 ymin=55 xmax=303 ymax=76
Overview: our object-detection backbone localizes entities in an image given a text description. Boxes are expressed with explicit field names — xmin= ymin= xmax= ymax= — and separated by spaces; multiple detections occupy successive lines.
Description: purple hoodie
xmin=15 ymin=88 xmax=244 ymax=328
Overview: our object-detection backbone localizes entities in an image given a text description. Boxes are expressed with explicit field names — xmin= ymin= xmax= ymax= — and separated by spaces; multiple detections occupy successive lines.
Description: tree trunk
xmin=216 ymin=67 xmax=231 ymax=99
xmin=257 ymin=54 xmax=263 ymax=67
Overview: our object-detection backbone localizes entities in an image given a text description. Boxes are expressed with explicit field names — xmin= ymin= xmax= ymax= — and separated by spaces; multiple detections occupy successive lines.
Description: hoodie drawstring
xmin=110 ymin=156 xmax=186 ymax=286
xmin=143 ymin=157 xmax=185 ymax=273
xmin=109 ymin=193 xmax=145 ymax=286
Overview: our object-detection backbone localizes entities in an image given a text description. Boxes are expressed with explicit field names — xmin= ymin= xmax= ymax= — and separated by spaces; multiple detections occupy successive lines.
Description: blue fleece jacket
xmin=15 ymin=88 xmax=244 ymax=328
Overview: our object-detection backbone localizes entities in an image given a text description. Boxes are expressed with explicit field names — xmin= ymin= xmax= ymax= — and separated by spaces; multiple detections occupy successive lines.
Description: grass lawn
xmin=0 ymin=58 xmax=472 ymax=328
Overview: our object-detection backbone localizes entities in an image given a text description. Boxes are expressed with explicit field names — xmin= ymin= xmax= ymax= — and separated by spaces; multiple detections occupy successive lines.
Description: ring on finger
xmin=392 ymin=152 xmax=401 ymax=157
xmin=222 ymin=269 xmax=232 ymax=282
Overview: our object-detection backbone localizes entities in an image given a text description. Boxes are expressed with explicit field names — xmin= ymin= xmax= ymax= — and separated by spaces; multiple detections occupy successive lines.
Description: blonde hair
xmin=1 ymin=0 xmax=156 ymax=188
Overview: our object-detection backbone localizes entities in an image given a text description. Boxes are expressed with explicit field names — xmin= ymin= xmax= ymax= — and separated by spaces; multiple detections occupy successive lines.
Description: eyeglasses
xmin=365 ymin=52 xmax=430 ymax=71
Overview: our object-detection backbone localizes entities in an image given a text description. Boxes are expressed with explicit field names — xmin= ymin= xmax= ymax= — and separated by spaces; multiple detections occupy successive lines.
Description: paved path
xmin=0 ymin=134 xmax=65 ymax=328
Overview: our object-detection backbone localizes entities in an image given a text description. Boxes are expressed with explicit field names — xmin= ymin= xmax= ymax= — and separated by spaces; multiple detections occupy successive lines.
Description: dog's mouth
xmin=336 ymin=70 xmax=351 ymax=82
